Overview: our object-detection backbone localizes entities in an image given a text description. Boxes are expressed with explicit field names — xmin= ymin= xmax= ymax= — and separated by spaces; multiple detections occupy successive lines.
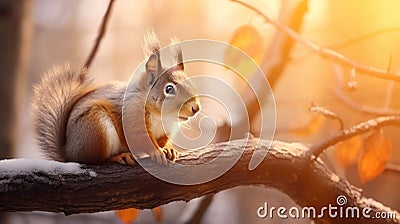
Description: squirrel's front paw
xmin=108 ymin=152 xmax=135 ymax=166
xmin=162 ymin=146 xmax=178 ymax=161
xmin=150 ymin=149 xmax=168 ymax=165
xmin=150 ymin=147 xmax=179 ymax=165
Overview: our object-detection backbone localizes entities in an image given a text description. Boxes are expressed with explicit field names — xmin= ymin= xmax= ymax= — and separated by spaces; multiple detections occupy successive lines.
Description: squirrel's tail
xmin=32 ymin=63 xmax=94 ymax=161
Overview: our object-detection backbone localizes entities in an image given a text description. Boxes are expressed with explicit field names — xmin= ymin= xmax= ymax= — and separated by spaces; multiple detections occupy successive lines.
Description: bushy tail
xmin=32 ymin=63 xmax=93 ymax=161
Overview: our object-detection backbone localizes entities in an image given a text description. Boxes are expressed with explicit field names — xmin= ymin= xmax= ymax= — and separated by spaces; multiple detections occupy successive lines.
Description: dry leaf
xmin=358 ymin=130 xmax=392 ymax=183
xmin=115 ymin=208 xmax=140 ymax=224
xmin=334 ymin=135 xmax=362 ymax=168
xmin=224 ymin=25 xmax=264 ymax=77
xmin=291 ymin=114 xmax=325 ymax=137
xmin=152 ymin=206 xmax=163 ymax=223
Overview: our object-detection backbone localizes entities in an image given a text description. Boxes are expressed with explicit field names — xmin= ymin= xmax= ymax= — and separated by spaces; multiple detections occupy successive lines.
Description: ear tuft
xmin=170 ymin=37 xmax=184 ymax=71
xmin=143 ymin=29 xmax=161 ymax=57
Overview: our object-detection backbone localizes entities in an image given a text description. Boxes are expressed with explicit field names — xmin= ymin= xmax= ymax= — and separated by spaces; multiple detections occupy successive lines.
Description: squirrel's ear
xmin=145 ymin=52 xmax=162 ymax=86
xmin=174 ymin=48 xmax=184 ymax=71
xmin=144 ymin=30 xmax=162 ymax=86
xmin=170 ymin=37 xmax=184 ymax=71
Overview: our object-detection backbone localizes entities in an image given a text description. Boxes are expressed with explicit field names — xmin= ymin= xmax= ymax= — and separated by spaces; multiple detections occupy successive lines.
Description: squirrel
xmin=32 ymin=31 xmax=201 ymax=166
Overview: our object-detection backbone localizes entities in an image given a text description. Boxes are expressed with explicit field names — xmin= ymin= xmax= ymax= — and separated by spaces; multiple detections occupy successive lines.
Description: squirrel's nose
xmin=191 ymin=104 xmax=200 ymax=114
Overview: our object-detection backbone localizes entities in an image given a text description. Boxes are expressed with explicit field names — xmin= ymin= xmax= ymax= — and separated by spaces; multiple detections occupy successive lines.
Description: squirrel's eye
xmin=164 ymin=83 xmax=176 ymax=95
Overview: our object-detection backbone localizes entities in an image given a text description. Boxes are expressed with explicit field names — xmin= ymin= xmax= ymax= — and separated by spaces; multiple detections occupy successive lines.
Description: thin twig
xmin=330 ymin=85 xmax=400 ymax=116
xmin=384 ymin=55 xmax=394 ymax=109
xmin=310 ymin=103 xmax=344 ymax=130
xmin=331 ymin=27 xmax=400 ymax=50
xmin=386 ymin=163 xmax=400 ymax=173
xmin=330 ymin=63 xmax=400 ymax=115
xmin=83 ymin=0 xmax=116 ymax=69
xmin=309 ymin=116 xmax=400 ymax=158
xmin=231 ymin=0 xmax=400 ymax=82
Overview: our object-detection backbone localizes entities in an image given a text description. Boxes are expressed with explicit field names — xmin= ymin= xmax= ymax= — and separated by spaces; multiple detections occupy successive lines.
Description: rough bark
xmin=0 ymin=138 xmax=398 ymax=224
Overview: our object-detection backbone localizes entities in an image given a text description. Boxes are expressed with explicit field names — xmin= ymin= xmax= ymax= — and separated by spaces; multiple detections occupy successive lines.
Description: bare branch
xmin=231 ymin=0 xmax=400 ymax=82
xmin=243 ymin=0 xmax=309 ymax=122
xmin=331 ymin=27 xmax=400 ymax=50
xmin=331 ymin=85 xmax=400 ymax=115
xmin=310 ymin=103 xmax=344 ymax=130
xmin=83 ymin=0 xmax=116 ymax=69
xmin=310 ymin=116 xmax=400 ymax=157
xmin=386 ymin=163 xmax=400 ymax=173
xmin=331 ymin=64 xmax=400 ymax=115
xmin=184 ymin=194 xmax=215 ymax=224
xmin=1 ymin=138 xmax=399 ymax=223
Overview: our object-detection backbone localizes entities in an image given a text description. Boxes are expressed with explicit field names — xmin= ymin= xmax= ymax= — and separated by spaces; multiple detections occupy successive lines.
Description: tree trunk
xmin=0 ymin=0 xmax=32 ymax=159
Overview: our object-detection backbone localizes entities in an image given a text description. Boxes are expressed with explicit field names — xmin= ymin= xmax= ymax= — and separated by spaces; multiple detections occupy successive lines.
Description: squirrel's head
xmin=143 ymin=31 xmax=200 ymax=122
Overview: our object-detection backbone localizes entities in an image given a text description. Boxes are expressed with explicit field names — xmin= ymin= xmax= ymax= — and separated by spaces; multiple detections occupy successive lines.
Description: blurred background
xmin=1 ymin=0 xmax=400 ymax=223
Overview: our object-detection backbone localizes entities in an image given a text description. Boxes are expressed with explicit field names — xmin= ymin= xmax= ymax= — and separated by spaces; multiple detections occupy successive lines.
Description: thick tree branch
xmin=1 ymin=138 xmax=399 ymax=223
xmin=232 ymin=0 xmax=400 ymax=82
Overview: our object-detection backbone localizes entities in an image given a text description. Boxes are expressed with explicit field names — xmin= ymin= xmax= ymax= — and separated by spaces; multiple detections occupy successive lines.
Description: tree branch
xmin=1 ymin=138 xmax=399 ymax=223
xmin=330 ymin=27 xmax=400 ymax=50
xmin=310 ymin=115 xmax=400 ymax=157
xmin=83 ymin=0 xmax=116 ymax=69
xmin=331 ymin=85 xmax=400 ymax=115
xmin=331 ymin=64 xmax=400 ymax=116
xmin=184 ymin=194 xmax=214 ymax=224
xmin=239 ymin=0 xmax=309 ymax=126
xmin=386 ymin=163 xmax=400 ymax=173
xmin=231 ymin=0 xmax=400 ymax=82
xmin=310 ymin=103 xmax=344 ymax=130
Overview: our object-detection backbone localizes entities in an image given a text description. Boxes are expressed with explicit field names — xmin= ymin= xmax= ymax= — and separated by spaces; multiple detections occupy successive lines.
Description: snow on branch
xmin=0 ymin=138 xmax=399 ymax=224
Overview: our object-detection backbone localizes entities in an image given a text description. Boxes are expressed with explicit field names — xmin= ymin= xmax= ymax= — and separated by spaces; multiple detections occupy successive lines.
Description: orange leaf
xmin=290 ymin=114 xmax=325 ymax=137
xmin=224 ymin=25 xmax=264 ymax=77
xmin=115 ymin=208 xmax=140 ymax=224
xmin=152 ymin=206 xmax=163 ymax=223
xmin=358 ymin=130 xmax=392 ymax=183
xmin=334 ymin=135 xmax=363 ymax=168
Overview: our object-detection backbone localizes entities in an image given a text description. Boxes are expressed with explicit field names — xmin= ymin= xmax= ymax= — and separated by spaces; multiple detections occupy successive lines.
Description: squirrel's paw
xmin=150 ymin=147 xmax=179 ymax=165
xmin=108 ymin=152 xmax=135 ymax=166
xmin=161 ymin=146 xmax=178 ymax=161
xmin=150 ymin=149 xmax=168 ymax=165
